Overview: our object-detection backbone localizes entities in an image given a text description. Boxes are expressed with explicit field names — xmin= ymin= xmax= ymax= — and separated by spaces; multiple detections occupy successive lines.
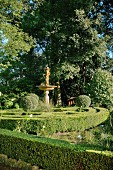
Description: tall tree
xmin=89 ymin=0 xmax=113 ymax=71
xmin=1 ymin=0 xmax=112 ymax=105
xmin=0 ymin=0 xmax=34 ymax=57
xmin=0 ymin=0 xmax=35 ymax=94
xmin=22 ymin=0 xmax=107 ymax=101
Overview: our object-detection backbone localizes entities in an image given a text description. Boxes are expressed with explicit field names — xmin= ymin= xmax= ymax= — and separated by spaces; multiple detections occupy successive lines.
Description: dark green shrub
xmin=0 ymin=93 xmax=21 ymax=109
xmin=0 ymin=129 xmax=113 ymax=170
xmin=27 ymin=93 xmax=39 ymax=110
xmin=76 ymin=95 xmax=91 ymax=108
xmin=4 ymin=101 xmax=13 ymax=109
xmin=27 ymin=93 xmax=39 ymax=102
xmin=20 ymin=93 xmax=39 ymax=111
xmin=20 ymin=96 xmax=33 ymax=111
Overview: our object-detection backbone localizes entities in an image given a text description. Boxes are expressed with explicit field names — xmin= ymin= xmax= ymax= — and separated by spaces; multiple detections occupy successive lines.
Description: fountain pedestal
xmin=38 ymin=67 xmax=57 ymax=104
xmin=45 ymin=90 xmax=49 ymax=104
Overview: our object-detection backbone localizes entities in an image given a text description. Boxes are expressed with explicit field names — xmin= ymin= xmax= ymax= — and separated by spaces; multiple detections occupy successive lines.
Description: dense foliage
xmin=85 ymin=69 xmax=113 ymax=107
xmin=0 ymin=129 xmax=113 ymax=170
xmin=76 ymin=95 xmax=91 ymax=108
xmin=0 ymin=0 xmax=113 ymax=108
xmin=0 ymin=2 xmax=113 ymax=169
xmin=0 ymin=107 xmax=109 ymax=134
xmin=20 ymin=93 xmax=39 ymax=111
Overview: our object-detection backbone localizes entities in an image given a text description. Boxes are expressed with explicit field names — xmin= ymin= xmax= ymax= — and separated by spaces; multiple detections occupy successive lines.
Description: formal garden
xmin=0 ymin=91 xmax=113 ymax=170
xmin=0 ymin=0 xmax=113 ymax=169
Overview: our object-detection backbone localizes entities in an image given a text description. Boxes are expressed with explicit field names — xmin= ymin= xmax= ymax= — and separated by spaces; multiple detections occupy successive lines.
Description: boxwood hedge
xmin=0 ymin=108 xmax=109 ymax=135
xmin=0 ymin=129 xmax=113 ymax=170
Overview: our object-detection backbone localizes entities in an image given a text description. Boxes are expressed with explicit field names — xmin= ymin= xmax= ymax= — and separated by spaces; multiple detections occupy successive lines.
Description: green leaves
xmin=85 ymin=69 xmax=113 ymax=107
xmin=0 ymin=0 xmax=35 ymax=58
xmin=1 ymin=23 xmax=34 ymax=57
xmin=0 ymin=0 xmax=112 ymax=105
xmin=0 ymin=0 xmax=23 ymax=21
xmin=0 ymin=0 xmax=35 ymax=96
xmin=56 ymin=62 xmax=80 ymax=80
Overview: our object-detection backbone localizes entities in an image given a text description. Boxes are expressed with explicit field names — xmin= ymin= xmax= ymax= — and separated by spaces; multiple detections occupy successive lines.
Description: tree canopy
xmin=0 ymin=0 xmax=113 ymax=107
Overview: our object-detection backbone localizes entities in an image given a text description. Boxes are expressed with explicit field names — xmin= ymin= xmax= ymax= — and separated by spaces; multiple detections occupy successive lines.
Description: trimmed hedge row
xmin=0 ymin=129 xmax=113 ymax=170
xmin=0 ymin=154 xmax=33 ymax=170
xmin=0 ymin=108 xmax=109 ymax=134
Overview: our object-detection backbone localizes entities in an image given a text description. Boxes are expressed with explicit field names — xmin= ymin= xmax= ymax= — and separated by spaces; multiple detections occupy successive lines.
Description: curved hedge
xmin=0 ymin=108 xmax=109 ymax=134
xmin=0 ymin=129 xmax=113 ymax=170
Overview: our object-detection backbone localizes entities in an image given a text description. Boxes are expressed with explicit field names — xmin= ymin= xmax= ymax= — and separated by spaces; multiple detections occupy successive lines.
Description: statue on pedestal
xmin=45 ymin=67 xmax=50 ymax=86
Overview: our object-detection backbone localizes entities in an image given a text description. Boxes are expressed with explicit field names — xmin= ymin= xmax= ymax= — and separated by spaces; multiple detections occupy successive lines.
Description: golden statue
xmin=45 ymin=67 xmax=50 ymax=86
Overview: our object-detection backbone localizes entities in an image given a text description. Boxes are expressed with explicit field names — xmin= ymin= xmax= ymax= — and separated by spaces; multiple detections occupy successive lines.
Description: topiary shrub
xmin=27 ymin=93 xmax=39 ymax=110
xmin=20 ymin=93 xmax=39 ymax=111
xmin=76 ymin=95 xmax=91 ymax=108
xmin=20 ymin=96 xmax=33 ymax=112
xmin=27 ymin=93 xmax=39 ymax=102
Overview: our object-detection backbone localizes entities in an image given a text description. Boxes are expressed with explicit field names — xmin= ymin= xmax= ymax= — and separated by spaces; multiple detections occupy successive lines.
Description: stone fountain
xmin=38 ymin=67 xmax=57 ymax=104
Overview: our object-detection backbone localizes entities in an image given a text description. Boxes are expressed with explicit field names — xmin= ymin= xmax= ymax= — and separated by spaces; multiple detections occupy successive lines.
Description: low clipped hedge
xmin=0 ymin=154 xmax=33 ymax=170
xmin=0 ymin=108 xmax=109 ymax=134
xmin=0 ymin=129 xmax=113 ymax=170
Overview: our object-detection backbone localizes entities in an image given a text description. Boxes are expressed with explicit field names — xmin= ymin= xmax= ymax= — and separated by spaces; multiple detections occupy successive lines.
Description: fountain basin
xmin=38 ymin=85 xmax=57 ymax=91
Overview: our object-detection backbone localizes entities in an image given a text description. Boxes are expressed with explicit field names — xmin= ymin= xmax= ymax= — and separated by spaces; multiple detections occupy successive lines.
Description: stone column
xmin=44 ymin=90 xmax=49 ymax=104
